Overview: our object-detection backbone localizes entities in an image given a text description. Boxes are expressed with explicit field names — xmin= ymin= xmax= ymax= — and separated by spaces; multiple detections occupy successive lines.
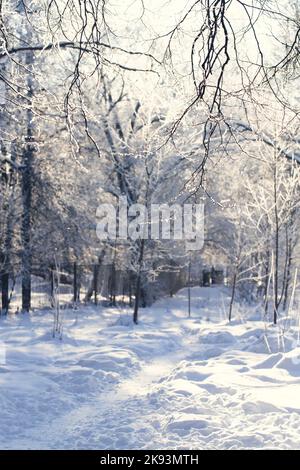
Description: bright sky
xmin=106 ymin=0 xmax=290 ymax=62
xmin=101 ymin=0 xmax=291 ymax=105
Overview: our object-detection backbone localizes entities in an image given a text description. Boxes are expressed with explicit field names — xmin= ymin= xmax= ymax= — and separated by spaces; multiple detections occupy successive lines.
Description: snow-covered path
xmin=1 ymin=287 xmax=300 ymax=449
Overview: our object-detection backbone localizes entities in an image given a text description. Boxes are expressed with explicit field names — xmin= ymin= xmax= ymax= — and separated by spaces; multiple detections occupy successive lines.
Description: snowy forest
xmin=0 ymin=0 xmax=300 ymax=452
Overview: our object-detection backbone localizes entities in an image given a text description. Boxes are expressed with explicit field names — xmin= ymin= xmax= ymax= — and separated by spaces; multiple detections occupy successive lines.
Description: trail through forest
xmin=1 ymin=287 xmax=300 ymax=449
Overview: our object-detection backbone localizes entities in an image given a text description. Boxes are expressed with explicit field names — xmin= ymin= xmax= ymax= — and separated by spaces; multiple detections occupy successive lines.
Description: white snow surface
xmin=1 ymin=286 xmax=300 ymax=450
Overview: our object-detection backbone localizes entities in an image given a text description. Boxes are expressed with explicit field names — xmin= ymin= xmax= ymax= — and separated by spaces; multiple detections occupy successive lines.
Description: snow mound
xmin=1 ymin=286 xmax=300 ymax=450
xmin=77 ymin=349 xmax=139 ymax=374
xmin=275 ymin=349 xmax=300 ymax=377
xmin=167 ymin=414 xmax=211 ymax=435
xmin=199 ymin=330 xmax=237 ymax=344
xmin=166 ymin=362 xmax=211 ymax=382
xmin=253 ymin=353 xmax=284 ymax=369
xmin=110 ymin=314 xmax=133 ymax=327
xmin=242 ymin=401 xmax=286 ymax=414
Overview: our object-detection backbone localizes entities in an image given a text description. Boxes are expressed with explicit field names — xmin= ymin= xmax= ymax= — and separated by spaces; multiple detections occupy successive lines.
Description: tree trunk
xmin=109 ymin=263 xmax=116 ymax=306
xmin=273 ymin=159 xmax=279 ymax=324
xmin=21 ymin=134 xmax=33 ymax=311
xmin=93 ymin=263 xmax=99 ymax=305
xmin=1 ymin=256 xmax=9 ymax=314
xmin=128 ymin=273 xmax=132 ymax=307
xmin=263 ymin=250 xmax=270 ymax=315
xmin=73 ymin=262 xmax=79 ymax=303
xmin=282 ymin=239 xmax=293 ymax=311
xmin=229 ymin=271 xmax=237 ymax=322
xmin=50 ymin=265 xmax=55 ymax=307
xmin=0 ymin=115 xmax=17 ymax=314
xmin=133 ymin=239 xmax=145 ymax=324
xmin=84 ymin=252 xmax=105 ymax=303
xmin=21 ymin=50 xmax=35 ymax=312
xmin=188 ymin=259 xmax=191 ymax=317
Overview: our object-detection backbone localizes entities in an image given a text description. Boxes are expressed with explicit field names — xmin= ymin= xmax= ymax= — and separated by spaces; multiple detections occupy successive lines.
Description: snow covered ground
xmin=1 ymin=286 xmax=300 ymax=450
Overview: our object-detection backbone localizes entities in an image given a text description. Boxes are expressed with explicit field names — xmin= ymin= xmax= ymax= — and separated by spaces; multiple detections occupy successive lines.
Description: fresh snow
xmin=1 ymin=286 xmax=300 ymax=450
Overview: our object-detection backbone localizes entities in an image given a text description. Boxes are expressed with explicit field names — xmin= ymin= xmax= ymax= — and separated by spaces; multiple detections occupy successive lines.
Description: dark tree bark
xmin=188 ymin=258 xmax=191 ymax=318
xmin=73 ymin=261 xmax=79 ymax=303
xmin=263 ymin=249 xmax=270 ymax=315
xmin=1 ymin=254 xmax=9 ymax=314
xmin=0 ymin=143 xmax=16 ymax=314
xmin=133 ymin=238 xmax=145 ymax=324
xmin=109 ymin=263 xmax=116 ymax=306
xmin=128 ymin=272 xmax=133 ymax=307
xmin=229 ymin=271 xmax=237 ymax=322
xmin=273 ymin=159 xmax=279 ymax=324
xmin=93 ymin=263 xmax=99 ymax=305
xmin=21 ymin=49 xmax=35 ymax=312
xmin=282 ymin=230 xmax=293 ymax=311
